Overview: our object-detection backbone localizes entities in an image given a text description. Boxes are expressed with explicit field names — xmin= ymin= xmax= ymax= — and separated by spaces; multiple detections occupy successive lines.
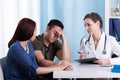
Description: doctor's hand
xmin=80 ymin=53 xmax=86 ymax=59
xmin=93 ymin=59 xmax=110 ymax=65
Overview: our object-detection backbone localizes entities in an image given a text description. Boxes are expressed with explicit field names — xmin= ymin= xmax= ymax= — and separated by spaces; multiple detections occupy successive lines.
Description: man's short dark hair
xmin=47 ymin=19 xmax=64 ymax=29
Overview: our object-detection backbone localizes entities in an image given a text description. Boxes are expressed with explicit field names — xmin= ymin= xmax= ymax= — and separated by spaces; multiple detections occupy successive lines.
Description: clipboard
xmin=75 ymin=57 xmax=98 ymax=64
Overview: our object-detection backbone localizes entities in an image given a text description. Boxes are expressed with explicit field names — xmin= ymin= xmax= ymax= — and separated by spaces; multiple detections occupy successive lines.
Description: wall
xmin=0 ymin=0 xmax=104 ymax=60
xmin=0 ymin=0 xmax=40 ymax=58
xmin=39 ymin=0 xmax=105 ymax=61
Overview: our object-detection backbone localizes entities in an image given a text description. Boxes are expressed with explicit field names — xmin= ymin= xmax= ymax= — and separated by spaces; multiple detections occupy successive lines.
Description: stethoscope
xmin=85 ymin=35 xmax=107 ymax=55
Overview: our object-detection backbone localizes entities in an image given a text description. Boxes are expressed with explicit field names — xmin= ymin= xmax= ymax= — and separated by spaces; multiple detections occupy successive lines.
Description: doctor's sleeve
xmin=79 ymin=38 xmax=86 ymax=54
xmin=110 ymin=36 xmax=120 ymax=64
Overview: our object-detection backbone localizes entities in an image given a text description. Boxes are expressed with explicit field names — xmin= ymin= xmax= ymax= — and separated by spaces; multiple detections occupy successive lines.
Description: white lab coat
xmin=80 ymin=32 xmax=120 ymax=64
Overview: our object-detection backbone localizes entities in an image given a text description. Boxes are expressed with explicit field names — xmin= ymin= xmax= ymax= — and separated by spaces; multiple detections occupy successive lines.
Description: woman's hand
xmin=64 ymin=64 xmax=73 ymax=71
xmin=54 ymin=60 xmax=70 ymax=70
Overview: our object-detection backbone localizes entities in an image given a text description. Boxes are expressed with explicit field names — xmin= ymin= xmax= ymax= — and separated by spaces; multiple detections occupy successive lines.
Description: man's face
xmin=46 ymin=26 xmax=62 ymax=43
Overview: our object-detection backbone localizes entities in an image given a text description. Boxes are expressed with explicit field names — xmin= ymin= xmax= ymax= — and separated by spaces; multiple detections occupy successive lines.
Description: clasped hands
xmin=56 ymin=60 xmax=73 ymax=71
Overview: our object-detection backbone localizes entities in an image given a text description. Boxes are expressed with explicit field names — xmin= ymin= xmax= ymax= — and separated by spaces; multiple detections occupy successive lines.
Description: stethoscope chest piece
xmin=102 ymin=50 xmax=107 ymax=55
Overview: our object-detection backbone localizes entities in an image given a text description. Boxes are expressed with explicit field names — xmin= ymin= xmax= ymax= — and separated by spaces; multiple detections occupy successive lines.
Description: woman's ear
xmin=96 ymin=21 xmax=100 ymax=28
xmin=33 ymin=27 xmax=37 ymax=36
xmin=46 ymin=26 xmax=49 ymax=32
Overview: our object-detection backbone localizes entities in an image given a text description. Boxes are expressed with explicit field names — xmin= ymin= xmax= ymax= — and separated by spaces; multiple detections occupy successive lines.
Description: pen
xmin=78 ymin=51 xmax=81 ymax=54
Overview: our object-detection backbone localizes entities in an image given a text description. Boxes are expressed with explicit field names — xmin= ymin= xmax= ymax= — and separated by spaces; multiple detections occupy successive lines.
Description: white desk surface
xmin=53 ymin=61 xmax=120 ymax=78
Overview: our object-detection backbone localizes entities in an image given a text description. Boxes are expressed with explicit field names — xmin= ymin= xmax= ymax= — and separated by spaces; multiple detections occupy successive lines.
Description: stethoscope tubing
xmin=85 ymin=35 xmax=107 ymax=54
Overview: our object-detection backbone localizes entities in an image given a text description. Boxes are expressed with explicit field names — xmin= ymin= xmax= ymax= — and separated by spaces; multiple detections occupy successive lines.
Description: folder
xmin=75 ymin=57 xmax=98 ymax=64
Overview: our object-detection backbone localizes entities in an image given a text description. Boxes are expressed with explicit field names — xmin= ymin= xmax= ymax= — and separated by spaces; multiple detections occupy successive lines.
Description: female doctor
xmin=79 ymin=12 xmax=120 ymax=65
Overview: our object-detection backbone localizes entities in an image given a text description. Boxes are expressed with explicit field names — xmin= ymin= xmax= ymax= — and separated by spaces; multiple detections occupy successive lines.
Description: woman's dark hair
xmin=47 ymin=19 xmax=64 ymax=29
xmin=8 ymin=18 xmax=36 ymax=47
xmin=84 ymin=12 xmax=103 ymax=28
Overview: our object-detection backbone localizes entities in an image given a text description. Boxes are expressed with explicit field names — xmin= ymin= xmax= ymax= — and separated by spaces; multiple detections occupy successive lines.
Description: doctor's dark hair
xmin=47 ymin=19 xmax=64 ymax=30
xmin=84 ymin=12 xmax=103 ymax=28
xmin=8 ymin=18 xmax=36 ymax=47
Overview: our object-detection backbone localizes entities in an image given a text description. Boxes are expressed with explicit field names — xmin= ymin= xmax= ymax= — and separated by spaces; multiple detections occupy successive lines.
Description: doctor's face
xmin=84 ymin=18 xmax=100 ymax=35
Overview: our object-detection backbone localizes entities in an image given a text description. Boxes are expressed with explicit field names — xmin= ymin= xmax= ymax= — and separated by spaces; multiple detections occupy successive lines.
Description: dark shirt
xmin=32 ymin=34 xmax=62 ymax=60
xmin=5 ymin=41 xmax=39 ymax=80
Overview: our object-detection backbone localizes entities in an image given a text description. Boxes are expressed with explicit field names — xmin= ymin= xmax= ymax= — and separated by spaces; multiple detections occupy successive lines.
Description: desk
xmin=53 ymin=61 xmax=120 ymax=78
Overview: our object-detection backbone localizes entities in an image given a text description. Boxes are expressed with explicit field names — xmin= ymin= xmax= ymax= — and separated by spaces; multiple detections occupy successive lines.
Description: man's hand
xmin=60 ymin=60 xmax=73 ymax=71
xmin=64 ymin=65 xmax=73 ymax=71
xmin=56 ymin=60 xmax=73 ymax=71
xmin=58 ymin=31 xmax=65 ymax=41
